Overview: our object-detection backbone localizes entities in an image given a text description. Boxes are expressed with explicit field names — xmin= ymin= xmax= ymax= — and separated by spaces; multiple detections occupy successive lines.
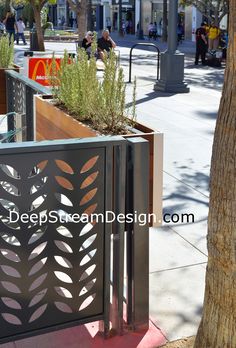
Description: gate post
xmin=126 ymin=137 xmax=149 ymax=331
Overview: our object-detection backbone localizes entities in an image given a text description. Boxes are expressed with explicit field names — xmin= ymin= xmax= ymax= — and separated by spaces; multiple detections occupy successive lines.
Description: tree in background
xmin=194 ymin=0 xmax=236 ymax=346
xmin=67 ymin=0 xmax=87 ymax=40
xmin=180 ymin=0 xmax=229 ymax=25
xmin=21 ymin=2 xmax=34 ymax=28
xmin=2 ymin=0 xmax=55 ymax=51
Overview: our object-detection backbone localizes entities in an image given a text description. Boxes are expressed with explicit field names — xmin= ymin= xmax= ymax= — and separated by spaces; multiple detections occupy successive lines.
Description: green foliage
xmin=22 ymin=3 xmax=34 ymax=28
xmin=0 ymin=35 xmax=14 ymax=68
xmin=51 ymin=46 xmax=136 ymax=135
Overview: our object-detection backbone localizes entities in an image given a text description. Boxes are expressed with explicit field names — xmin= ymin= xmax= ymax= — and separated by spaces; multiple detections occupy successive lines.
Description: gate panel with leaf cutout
xmin=0 ymin=137 xmax=126 ymax=343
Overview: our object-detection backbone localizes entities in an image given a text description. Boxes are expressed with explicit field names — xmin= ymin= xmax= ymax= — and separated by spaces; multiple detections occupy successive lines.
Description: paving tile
xmin=161 ymin=173 xmax=208 ymax=255
xmin=14 ymin=320 xmax=166 ymax=348
xmin=149 ymin=264 xmax=206 ymax=341
xmin=150 ymin=226 xmax=207 ymax=273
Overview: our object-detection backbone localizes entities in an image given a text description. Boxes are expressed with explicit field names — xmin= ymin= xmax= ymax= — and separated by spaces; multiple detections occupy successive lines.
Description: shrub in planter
xmin=35 ymin=47 xmax=163 ymax=226
xmin=50 ymin=47 xmax=136 ymax=135
xmin=0 ymin=35 xmax=20 ymax=113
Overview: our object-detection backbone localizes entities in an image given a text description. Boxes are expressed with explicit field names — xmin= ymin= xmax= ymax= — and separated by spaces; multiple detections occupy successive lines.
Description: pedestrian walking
xmin=3 ymin=11 xmax=17 ymax=43
xmin=195 ymin=22 xmax=208 ymax=65
xmin=16 ymin=17 xmax=26 ymax=45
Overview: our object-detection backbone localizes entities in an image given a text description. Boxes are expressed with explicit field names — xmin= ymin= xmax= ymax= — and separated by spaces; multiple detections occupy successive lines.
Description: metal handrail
xmin=129 ymin=43 xmax=160 ymax=83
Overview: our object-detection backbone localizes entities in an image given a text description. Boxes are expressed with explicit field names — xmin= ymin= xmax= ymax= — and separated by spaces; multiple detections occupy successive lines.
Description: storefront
xmin=111 ymin=0 xmax=135 ymax=33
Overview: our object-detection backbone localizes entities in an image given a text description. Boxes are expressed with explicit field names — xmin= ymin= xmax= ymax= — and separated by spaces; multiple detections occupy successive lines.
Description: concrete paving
xmin=1 ymin=35 xmax=224 ymax=346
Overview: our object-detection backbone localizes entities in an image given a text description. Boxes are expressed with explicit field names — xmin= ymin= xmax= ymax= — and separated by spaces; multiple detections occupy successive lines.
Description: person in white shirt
xmin=16 ymin=17 xmax=26 ymax=45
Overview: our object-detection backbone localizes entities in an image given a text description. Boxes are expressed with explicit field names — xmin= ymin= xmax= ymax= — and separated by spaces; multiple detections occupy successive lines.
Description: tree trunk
xmin=162 ymin=0 xmax=168 ymax=42
xmin=77 ymin=0 xmax=87 ymax=40
xmin=194 ymin=1 xmax=236 ymax=347
xmin=34 ymin=8 xmax=45 ymax=51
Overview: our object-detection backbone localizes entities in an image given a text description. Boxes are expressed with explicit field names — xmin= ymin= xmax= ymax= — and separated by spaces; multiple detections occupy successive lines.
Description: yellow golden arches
xmin=30 ymin=59 xmax=61 ymax=83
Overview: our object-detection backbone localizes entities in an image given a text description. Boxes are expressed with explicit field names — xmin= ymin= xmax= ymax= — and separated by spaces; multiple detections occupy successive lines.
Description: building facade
xmin=47 ymin=0 xmax=227 ymax=40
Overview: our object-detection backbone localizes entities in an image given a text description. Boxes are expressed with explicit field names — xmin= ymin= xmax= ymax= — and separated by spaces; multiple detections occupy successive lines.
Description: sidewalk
xmin=2 ymin=39 xmax=224 ymax=347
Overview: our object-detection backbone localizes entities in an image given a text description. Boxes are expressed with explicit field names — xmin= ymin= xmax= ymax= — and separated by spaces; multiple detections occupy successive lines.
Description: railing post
xmin=6 ymin=74 xmax=15 ymax=142
xmin=111 ymin=143 xmax=126 ymax=335
xmin=126 ymin=137 xmax=149 ymax=331
xmin=25 ymin=85 xmax=35 ymax=141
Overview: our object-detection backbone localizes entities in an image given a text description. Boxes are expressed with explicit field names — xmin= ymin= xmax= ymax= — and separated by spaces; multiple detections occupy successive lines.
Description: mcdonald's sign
xmin=28 ymin=57 xmax=61 ymax=86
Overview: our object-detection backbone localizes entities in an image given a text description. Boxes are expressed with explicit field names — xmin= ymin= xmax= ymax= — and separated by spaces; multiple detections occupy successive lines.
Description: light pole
xmin=154 ymin=0 xmax=189 ymax=93
xmin=119 ymin=0 xmax=123 ymax=36
xmin=137 ymin=0 xmax=144 ymax=39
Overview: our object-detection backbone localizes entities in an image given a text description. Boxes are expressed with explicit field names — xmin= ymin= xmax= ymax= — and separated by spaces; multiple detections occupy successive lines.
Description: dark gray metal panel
xmin=126 ymin=137 xmax=149 ymax=330
xmin=25 ymin=85 xmax=35 ymax=141
xmin=111 ymin=144 xmax=126 ymax=335
xmin=0 ymin=137 xmax=125 ymax=343
xmin=5 ymin=70 xmax=50 ymax=142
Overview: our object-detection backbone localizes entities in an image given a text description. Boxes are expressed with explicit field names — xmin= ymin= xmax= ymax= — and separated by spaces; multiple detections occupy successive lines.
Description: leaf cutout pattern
xmin=0 ymin=181 xmax=20 ymax=196
xmin=0 ymin=151 xmax=105 ymax=332
xmin=1 ymin=265 xmax=21 ymax=278
xmin=1 ymin=218 xmax=20 ymax=231
xmin=55 ymin=176 xmax=74 ymax=190
xmin=28 ymin=289 xmax=47 ymax=308
xmin=29 ymin=273 xmax=48 ymax=292
xmin=79 ymin=265 xmax=96 ymax=282
xmin=28 ymin=304 xmax=48 ymax=323
xmin=79 ymin=222 xmax=94 ymax=236
xmin=54 ymin=193 xmax=73 ymax=207
xmin=56 ymin=226 xmax=73 ymax=238
xmin=54 ymin=287 xmax=72 ymax=299
xmin=28 ymin=258 xmax=47 ymax=276
xmin=79 ymin=294 xmax=96 ymax=311
xmin=79 ymin=278 xmax=96 ymax=297
xmin=30 ymin=177 xmax=48 ymax=194
xmin=80 ymin=171 xmax=99 ymax=189
xmin=80 ymin=249 xmax=97 ymax=266
xmin=1 ymin=233 xmax=20 ymax=246
xmin=30 ymin=194 xmax=48 ymax=212
xmin=54 ymin=302 xmax=73 ymax=313
xmin=79 ymin=234 xmax=97 ymax=252
xmin=80 ymin=156 xmax=99 ymax=174
xmin=79 ymin=188 xmax=97 ymax=206
xmin=54 ymin=256 xmax=73 ymax=269
xmin=29 ymin=242 xmax=47 ymax=260
xmin=0 ymin=199 xmax=18 ymax=212
xmin=54 ymin=240 xmax=73 ymax=253
xmin=0 ymin=164 xmax=20 ymax=179
xmin=1 ymin=281 xmax=21 ymax=294
xmin=1 ymin=297 xmax=22 ymax=309
xmin=2 ymin=313 xmax=22 ymax=325
xmin=83 ymin=204 xmax=98 ymax=217
xmin=28 ymin=227 xmax=47 ymax=245
xmin=55 ymin=160 xmax=74 ymax=174
xmin=0 ymin=249 xmax=20 ymax=262
xmin=54 ymin=271 xmax=72 ymax=284
xmin=28 ymin=160 xmax=48 ymax=178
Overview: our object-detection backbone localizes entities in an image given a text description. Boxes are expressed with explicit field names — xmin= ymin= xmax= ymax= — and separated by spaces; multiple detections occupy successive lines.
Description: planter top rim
xmin=35 ymin=94 xmax=161 ymax=135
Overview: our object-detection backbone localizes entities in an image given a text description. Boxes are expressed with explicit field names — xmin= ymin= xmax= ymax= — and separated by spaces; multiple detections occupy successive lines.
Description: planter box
xmin=35 ymin=95 xmax=163 ymax=226
xmin=0 ymin=65 xmax=20 ymax=114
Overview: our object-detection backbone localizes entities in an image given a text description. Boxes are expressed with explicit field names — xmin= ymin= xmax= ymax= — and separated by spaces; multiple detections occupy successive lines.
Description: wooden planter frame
xmin=0 ymin=65 xmax=20 ymax=114
xmin=34 ymin=94 xmax=163 ymax=226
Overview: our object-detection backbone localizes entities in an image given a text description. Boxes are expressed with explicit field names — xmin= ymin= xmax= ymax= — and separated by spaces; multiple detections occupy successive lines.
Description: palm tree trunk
xmin=194 ymin=1 xmax=236 ymax=347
